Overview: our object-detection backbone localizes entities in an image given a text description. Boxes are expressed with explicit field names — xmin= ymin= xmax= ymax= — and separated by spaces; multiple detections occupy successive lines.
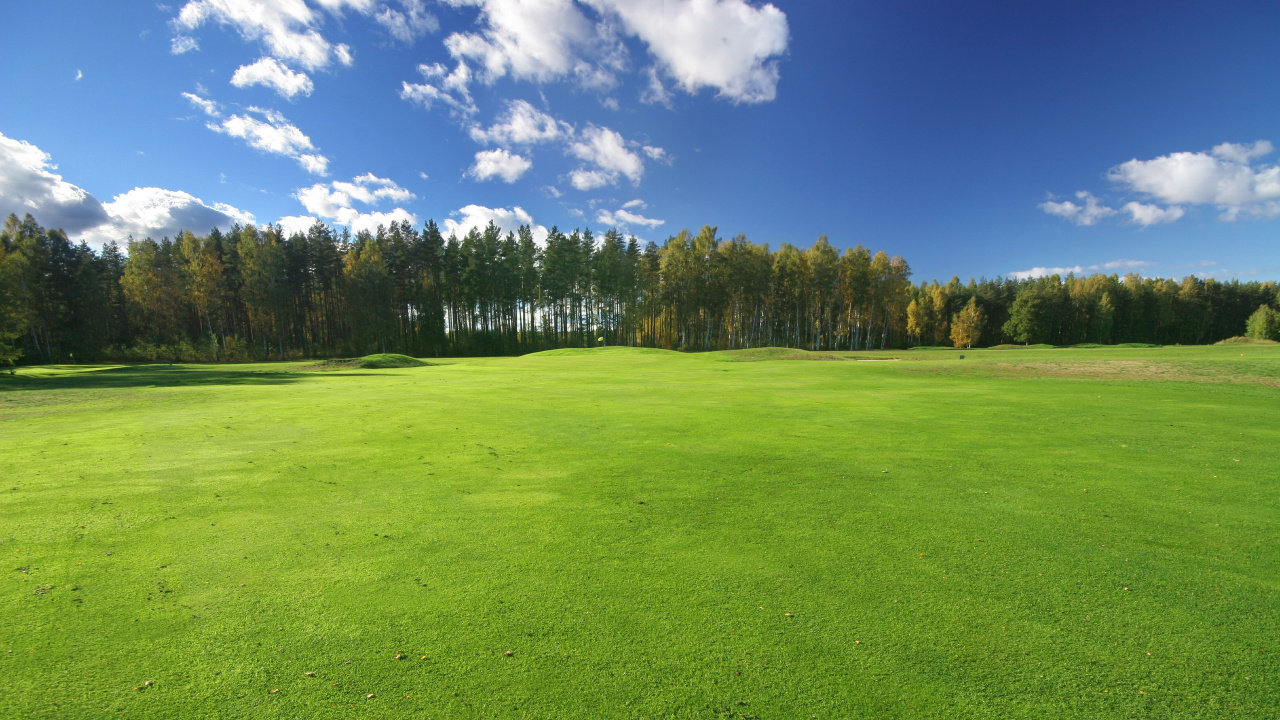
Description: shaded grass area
xmin=1 ymin=345 xmax=1278 ymax=718
xmin=358 ymin=354 xmax=431 ymax=369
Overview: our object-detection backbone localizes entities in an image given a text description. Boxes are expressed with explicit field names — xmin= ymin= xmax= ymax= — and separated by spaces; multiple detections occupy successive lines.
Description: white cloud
xmin=424 ymin=0 xmax=788 ymax=109
xmin=596 ymin=205 xmax=663 ymax=228
xmin=84 ymin=187 xmax=255 ymax=244
xmin=182 ymin=91 xmax=222 ymax=117
xmin=586 ymin=0 xmax=789 ymax=103
xmin=171 ymin=35 xmax=199 ymax=54
xmin=0 ymin=129 xmax=253 ymax=245
xmin=208 ymin=107 xmax=330 ymax=175
xmin=297 ymin=173 xmax=414 ymax=216
xmin=293 ymin=173 xmax=418 ymax=233
xmin=75 ymin=70 xmax=83 ymax=81
xmin=641 ymin=145 xmax=667 ymax=162
xmin=640 ymin=66 xmax=672 ymax=106
xmin=568 ymin=168 xmax=614 ymax=191
xmin=567 ymin=124 xmax=644 ymax=189
xmin=442 ymin=203 xmax=548 ymax=244
xmin=468 ymin=99 xmax=569 ymax=146
xmin=1038 ymin=191 xmax=1116 ymax=226
xmin=172 ymin=0 xmax=352 ymax=71
xmin=276 ymin=214 xmax=320 ymax=237
xmin=1039 ymin=140 xmax=1280 ymax=226
xmin=1212 ymin=140 xmax=1273 ymax=165
xmin=468 ymin=149 xmax=533 ymax=183
xmin=0 ymin=131 xmax=110 ymax=234
xmin=1009 ymin=259 xmax=1153 ymax=280
xmin=297 ymin=154 xmax=330 ymax=175
xmin=230 ymin=57 xmax=314 ymax=99
xmin=622 ymin=198 xmax=645 ymax=209
xmin=375 ymin=0 xmax=438 ymax=42
xmin=441 ymin=0 xmax=609 ymax=86
xmin=1122 ymin=201 xmax=1185 ymax=226
xmin=400 ymin=62 xmax=477 ymax=116
xmin=1107 ymin=143 xmax=1280 ymax=220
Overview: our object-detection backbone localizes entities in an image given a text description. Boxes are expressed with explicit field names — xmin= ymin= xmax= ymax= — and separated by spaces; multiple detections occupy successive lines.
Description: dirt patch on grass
xmin=980 ymin=360 xmax=1280 ymax=387
xmin=292 ymin=358 xmax=362 ymax=371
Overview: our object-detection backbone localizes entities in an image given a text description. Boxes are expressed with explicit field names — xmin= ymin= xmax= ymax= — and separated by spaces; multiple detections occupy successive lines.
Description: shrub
xmin=1245 ymin=305 xmax=1280 ymax=341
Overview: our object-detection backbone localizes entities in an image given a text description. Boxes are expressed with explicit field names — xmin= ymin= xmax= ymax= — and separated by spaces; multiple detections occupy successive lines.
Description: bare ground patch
xmin=967 ymin=360 xmax=1280 ymax=387
xmin=291 ymin=358 xmax=362 ymax=371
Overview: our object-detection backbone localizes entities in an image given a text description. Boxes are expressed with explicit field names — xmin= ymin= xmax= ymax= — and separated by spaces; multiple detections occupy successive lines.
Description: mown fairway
xmin=2 ymin=345 xmax=1278 ymax=719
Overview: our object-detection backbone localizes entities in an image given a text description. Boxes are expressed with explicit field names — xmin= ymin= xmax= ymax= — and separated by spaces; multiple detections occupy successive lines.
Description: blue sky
xmin=2 ymin=1 xmax=1279 ymax=282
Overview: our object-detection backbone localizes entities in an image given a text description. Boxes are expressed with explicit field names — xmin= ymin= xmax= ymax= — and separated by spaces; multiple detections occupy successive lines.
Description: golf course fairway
xmin=2 ymin=344 xmax=1277 ymax=718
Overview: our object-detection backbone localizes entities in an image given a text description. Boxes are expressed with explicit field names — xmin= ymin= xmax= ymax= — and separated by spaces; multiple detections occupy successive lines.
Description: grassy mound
xmin=907 ymin=345 xmax=960 ymax=351
xmin=358 ymin=353 xmax=429 ymax=368
xmin=525 ymin=346 xmax=679 ymax=357
xmin=989 ymin=343 xmax=1057 ymax=350
xmin=715 ymin=347 xmax=849 ymax=361
xmin=1216 ymin=336 xmax=1279 ymax=345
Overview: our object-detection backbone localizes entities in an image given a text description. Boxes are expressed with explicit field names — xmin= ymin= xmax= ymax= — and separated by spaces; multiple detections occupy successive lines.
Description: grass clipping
xmin=359 ymin=353 xmax=430 ymax=369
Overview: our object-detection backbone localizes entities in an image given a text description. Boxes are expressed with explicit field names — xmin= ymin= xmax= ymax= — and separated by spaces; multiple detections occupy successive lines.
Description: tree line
xmin=1 ymin=212 xmax=1277 ymax=365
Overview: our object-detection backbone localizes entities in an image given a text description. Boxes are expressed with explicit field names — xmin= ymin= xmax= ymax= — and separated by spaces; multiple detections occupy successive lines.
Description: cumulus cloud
xmin=468 ymin=99 xmax=570 ymax=146
xmin=1121 ymin=201 xmax=1185 ymax=226
xmin=441 ymin=0 xmax=609 ymax=86
xmin=468 ymin=149 xmax=533 ymax=183
xmin=1009 ymin=259 xmax=1153 ymax=280
xmin=293 ymin=172 xmax=417 ymax=233
xmin=231 ymin=57 xmax=314 ymax=99
xmin=1039 ymin=191 xmax=1116 ymax=226
xmin=1044 ymin=140 xmax=1280 ymax=226
xmin=586 ymin=0 xmax=789 ymax=103
xmin=596 ymin=204 xmax=663 ymax=228
xmin=567 ymin=124 xmax=644 ymax=188
xmin=0 ymin=131 xmax=110 ymax=234
xmin=0 ymin=131 xmax=252 ymax=246
xmin=442 ymin=203 xmax=548 ymax=244
xmin=207 ymin=107 xmax=330 ymax=175
xmin=1211 ymin=140 xmax=1273 ymax=165
xmin=568 ymin=168 xmax=614 ymax=191
xmin=410 ymin=0 xmax=788 ymax=117
xmin=172 ymin=0 xmax=353 ymax=71
xmin=276 ymin=214 xmax=322 ymax=237
xmin=85 ymin=187 xmax=256 ymax=245
xmin=1108 ymin=141 xmax=1280 ymax=220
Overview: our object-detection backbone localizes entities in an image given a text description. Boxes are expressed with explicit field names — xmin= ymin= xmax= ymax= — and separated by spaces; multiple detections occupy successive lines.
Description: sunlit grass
xmin=2 ymin=345 xmax=1277 ymax=718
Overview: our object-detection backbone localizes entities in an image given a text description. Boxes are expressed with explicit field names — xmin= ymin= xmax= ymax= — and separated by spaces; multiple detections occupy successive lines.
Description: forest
xmin=1 ymin=212 xmax=1277 ymax=364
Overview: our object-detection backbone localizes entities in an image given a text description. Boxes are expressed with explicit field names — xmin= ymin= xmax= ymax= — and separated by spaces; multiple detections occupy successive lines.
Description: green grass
xmin=2 ymin=345 xmax=1277 ymax=718
xmin=358 ymin=353 xmax=431 ymax=369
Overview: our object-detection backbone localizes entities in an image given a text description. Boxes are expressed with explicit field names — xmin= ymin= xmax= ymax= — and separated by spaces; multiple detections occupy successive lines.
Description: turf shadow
xmin=0 ymin=364 xmax=312 ymax=391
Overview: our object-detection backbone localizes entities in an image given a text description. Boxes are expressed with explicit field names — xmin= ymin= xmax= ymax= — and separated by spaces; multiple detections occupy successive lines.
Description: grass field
xmin=2 ymin=345 xmax=1278 ymax=719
